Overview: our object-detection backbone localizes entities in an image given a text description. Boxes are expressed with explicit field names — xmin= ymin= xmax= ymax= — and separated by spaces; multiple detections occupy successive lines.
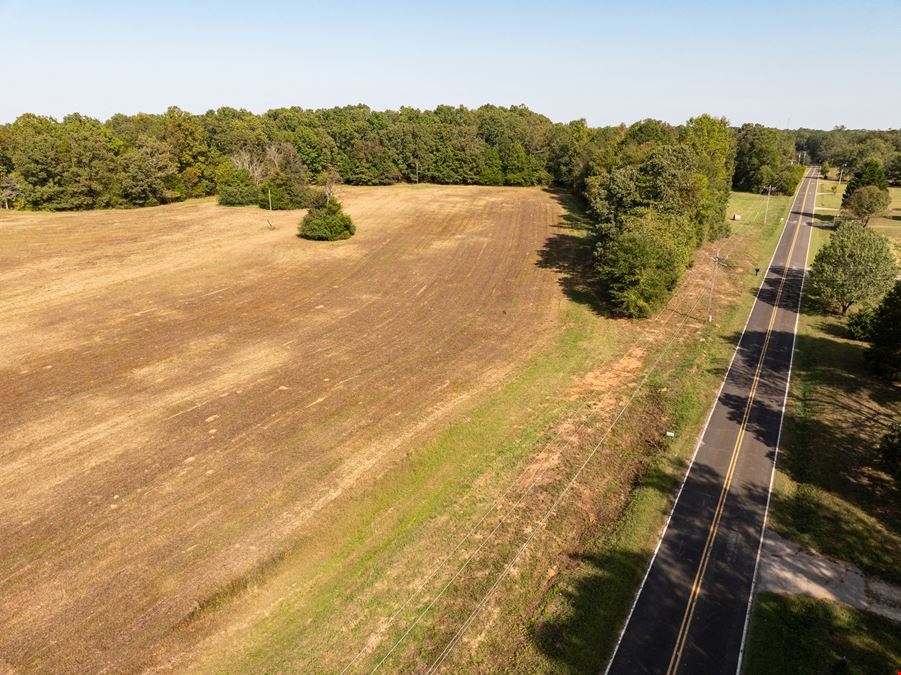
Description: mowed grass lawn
xmin=814 ymin=178 xmax=901 ymax=259
xmin=744 ymin=593 xmax=901 ymax=675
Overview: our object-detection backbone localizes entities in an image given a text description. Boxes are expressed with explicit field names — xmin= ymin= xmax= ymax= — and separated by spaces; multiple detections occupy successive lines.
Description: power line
xmin=351 ymin=264 xmax=716 ymax=673
xmin=353 ymin=282 xmax=706 ymax=674
xmin=425 ymin=286 xmax=708 ymax=673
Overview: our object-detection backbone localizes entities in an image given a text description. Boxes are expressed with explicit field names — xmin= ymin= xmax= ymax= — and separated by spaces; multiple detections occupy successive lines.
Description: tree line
xmin=582 ymin=116 xmax=736 ymax=316
xmin=0 ymin=105 xmax=609 ymax=210
xmin=0 ymin=104 xmax=824 ymax=315
xmin=796 ymin=126 xmax=901 ymax=185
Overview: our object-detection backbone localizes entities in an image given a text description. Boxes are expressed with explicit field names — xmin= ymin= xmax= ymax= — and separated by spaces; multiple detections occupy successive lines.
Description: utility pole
xmin=763 ymin=185 xmax=774 ymax=225
xmin=266 ymin=188 xmax=275 ymax=230
xmin=707 ymin=249 xmax=722 ymax=323
xmin=837 ymin=165 xmax=845 ymax=183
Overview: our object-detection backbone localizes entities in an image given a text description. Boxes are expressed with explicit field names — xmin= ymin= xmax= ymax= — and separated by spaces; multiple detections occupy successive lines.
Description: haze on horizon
xmin=2 ymin=0 xmax=899 ymax=130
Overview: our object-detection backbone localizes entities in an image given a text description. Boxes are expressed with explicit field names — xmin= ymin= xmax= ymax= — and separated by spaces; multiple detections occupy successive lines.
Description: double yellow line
xmin=665 ymin=171 xmax=814 ymax=674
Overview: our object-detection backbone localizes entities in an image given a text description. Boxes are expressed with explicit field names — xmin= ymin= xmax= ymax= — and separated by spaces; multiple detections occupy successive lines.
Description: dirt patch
xmin=757 ymin=530 xmax=901 ymax=622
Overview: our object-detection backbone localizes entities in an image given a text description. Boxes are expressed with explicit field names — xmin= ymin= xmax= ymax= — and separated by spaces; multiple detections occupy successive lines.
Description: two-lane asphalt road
xmin=607 ymin=168 xmax=819 ymax=674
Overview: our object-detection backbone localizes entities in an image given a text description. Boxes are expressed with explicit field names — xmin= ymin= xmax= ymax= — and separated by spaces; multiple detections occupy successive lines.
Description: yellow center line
xmin=665 ymin=170 xmax=814 ymax=674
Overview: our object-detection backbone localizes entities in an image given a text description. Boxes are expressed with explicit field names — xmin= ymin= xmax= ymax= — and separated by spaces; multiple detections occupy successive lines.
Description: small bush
xmin=258 ymin=179 xmax=325 ymax=210
xmin=298 ymin=199 xmax=355 ymax=241
xmin=216 ymin=161 xmax=259 ymax=206
xmin=846 ymin=307 xmax=876 ymax=342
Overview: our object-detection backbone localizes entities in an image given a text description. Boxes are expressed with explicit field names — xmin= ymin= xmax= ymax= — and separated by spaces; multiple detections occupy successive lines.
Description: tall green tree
xmin=842 ymin=158 xmax=888 ymax=205
xmin=596 ymin=210 xmax=692 ymax=318
xmin=807 ymin=222 xmax=896 ymax=315
xmin=733 ymin=123 xmax=800 ymax=194
xmin=886 ymin=154 xmax=901 ymax=186
xmin=865 ymin=280 xmax=901 ymax=381
xmin=843 ymin=185 xmax=891 ymax=223
xmin=682 ymin=115 xmax=736 ymax=241
xmin=8 ymin=114 xmax=66 ymax=209
xmin=118 ymin=136 xmax=178 ymax=206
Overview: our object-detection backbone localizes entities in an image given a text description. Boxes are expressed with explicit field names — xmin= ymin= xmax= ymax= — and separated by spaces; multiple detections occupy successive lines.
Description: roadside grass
xmin=463 ymin=189 xmax=797 ymax=672
xmin=192 ymin=235 xmax=632 ymax=672
xmin=189 ymin=190 xmax=796 ymax=672
xmin=767 ymin=205 xmax=901 ymax=585
xmin=815 ymin=177 xmax=844 ymax=212
xmin=743 ymin=593 xmax=901 ymax=675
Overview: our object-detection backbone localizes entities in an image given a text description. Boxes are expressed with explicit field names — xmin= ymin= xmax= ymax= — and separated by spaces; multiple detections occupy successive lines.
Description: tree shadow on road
xmin=711 ymin=325 xmax=900 ymax=582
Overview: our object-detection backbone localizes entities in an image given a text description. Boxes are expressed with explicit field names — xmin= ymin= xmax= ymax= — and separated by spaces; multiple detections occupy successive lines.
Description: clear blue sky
xmin=2 ymin=0 xmax=899 ymax=129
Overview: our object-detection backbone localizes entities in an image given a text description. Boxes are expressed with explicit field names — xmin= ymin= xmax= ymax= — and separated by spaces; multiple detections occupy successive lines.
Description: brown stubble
xmin=0 ymin=186 xmax=565 ymax=672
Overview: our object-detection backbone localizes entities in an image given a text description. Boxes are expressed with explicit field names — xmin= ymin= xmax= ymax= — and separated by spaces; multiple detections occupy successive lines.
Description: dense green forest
xmin=583 ymin=116 xmax=736 ymax=316
xmin=796 ymin=127 xmax=901 ymax=183
xmin=7 ymin=104 xmax=893 ymax=317
xmin=732 ymin=123 xmax=805 ymax=194
xmin=0 ymin=105 xmax=605 ymax=210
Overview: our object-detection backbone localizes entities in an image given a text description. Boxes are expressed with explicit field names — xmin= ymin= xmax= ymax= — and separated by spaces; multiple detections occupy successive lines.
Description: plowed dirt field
xmin=0 ymin=185 xmax=570 ymax=671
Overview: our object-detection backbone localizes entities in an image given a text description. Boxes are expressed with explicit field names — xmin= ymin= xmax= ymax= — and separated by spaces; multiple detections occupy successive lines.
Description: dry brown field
xmin=0 ymin=185 xmax=570 ymax=671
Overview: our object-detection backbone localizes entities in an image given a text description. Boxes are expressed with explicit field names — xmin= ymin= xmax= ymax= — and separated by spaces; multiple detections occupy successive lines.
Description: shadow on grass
xmin=533 ymin=445 xmax=775 ymax=672
xmin=532 ymin=547 xmax=649 ymax=674
xmin=744 ymin=593 xmax=901 ymax=674
xmin=536 ymin=190 xmax=613 ymax=317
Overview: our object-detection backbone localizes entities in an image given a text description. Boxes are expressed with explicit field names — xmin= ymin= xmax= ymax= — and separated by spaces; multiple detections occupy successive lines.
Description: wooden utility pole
xmin=707 ymin=249 xmax=726 ymax=323
xmin=763 ymin=185 xmax=774 ymax=225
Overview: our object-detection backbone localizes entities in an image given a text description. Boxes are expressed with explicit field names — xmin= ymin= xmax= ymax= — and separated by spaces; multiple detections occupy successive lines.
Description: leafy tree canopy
xmin=843 ymin=185 xmax=891 ymax=222
xmin=842 ymin=158 xmax=889 ymax=205
xmin=808 ymin=222 xmax=896 ymax=315
xmin=865 ymin=280 xmax=901 ymax=381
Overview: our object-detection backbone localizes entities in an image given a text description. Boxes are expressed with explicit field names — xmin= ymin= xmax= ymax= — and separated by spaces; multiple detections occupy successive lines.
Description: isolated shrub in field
xmin=865 ymin=280 xmax=901 ymax=381
xmin=215 ymin=161 xmax=259 ymax=206
xmin=846 ymin=306 xmax=876 ymax=342
xmin=596 ymin=210 xmax=692 ymax=318
xmin=298 ymin=199 xmax=355 ymax=241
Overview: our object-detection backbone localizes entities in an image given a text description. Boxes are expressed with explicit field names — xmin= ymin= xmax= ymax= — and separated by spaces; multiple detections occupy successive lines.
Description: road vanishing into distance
xmin=606 ymin=168 xmax=819 ymax=674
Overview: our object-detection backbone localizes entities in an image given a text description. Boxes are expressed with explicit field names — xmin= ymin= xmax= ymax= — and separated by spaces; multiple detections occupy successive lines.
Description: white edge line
xmin=602 ymin=171 xmax=811 ymax=675
xmin=734 ymin=167 xmax=817 ymax=673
